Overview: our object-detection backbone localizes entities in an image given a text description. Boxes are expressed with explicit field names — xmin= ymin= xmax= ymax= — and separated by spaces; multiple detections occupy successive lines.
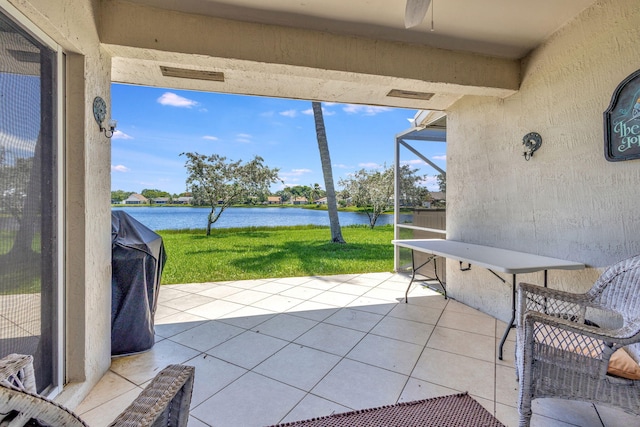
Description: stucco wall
xmin=446 ymin=0 xmax=640 ymax=321
xmin=4 ymin=0 xmax=112 ymax=407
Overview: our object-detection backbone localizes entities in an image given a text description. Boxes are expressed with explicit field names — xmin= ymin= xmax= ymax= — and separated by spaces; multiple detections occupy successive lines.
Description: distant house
xmin=123 ymin=193 xmax=148 ymax=205
xmin=291 ymin=196 xmax=308 ymax=205
xmin=267 ymin=196 xmax=282 ymax=204
xmin=430 ymin=192 xmax=446 ymax=203
xmin=153 ymin=197 xmax=170 ymax=204
xmin=423 ymin=192 xmax=446 ymax=208
xmin=174 ymin=196 xmax=193 ymax=205
xmin=315 ymin=197 xmax=327 ymax=205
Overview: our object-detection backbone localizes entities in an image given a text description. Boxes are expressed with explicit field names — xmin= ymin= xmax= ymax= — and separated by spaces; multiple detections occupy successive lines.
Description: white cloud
xmin=401 ymin=159 xmax=425 ymax=166
xmin=260 ymin=111 xmax=275 ymax=117
xmin=302 ymin=107 xmax=335 ymax=116
xmin=111 ymin=130 xmax=133 ymax=140
xmin=343 ymin=104 xmax=392 ymax=116
xmin=111 ymin=164 xmax=130 ymax=173
xmin=358 ymin=162 xmax=383 ymax=169
xmin=235 ymin=133 xmax=253 ymax=143
xmin=422 ymin=175 xmax=440 ymax=191
xmin=280 ymin=168 xmax=312 ymax=179
xmin=333 ymin=163 xmax=353 ymax=169
xmin=202 ymin=135 xmax=219 ymax=141
xmin=157 ymin=92 xmax=198 ymax=108
xmin=0 ymin=134 xmax=37 ymax=164
xmin=279 ymin=109 xmax=297 ymax=118
xmin=280 ymin=170 xmax=312 ymax=184
xmin=291 ymin=168 xmax=312 ymax=174
xmin=433 ymin=155 xmax=447 ymax=161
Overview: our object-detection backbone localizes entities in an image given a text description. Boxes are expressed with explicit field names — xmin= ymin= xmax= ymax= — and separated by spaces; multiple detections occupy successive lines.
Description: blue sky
xmin=110 ymin=84 xmax=446 ymax=195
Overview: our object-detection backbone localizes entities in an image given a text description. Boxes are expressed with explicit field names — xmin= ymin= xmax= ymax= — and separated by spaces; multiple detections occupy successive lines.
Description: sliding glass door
xmin=0 ymin=6 xmax=60 ymax=394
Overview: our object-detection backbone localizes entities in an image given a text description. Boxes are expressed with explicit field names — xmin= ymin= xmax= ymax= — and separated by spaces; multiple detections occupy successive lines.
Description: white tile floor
xmin=76 ymin=273 xmax=640 ymax=427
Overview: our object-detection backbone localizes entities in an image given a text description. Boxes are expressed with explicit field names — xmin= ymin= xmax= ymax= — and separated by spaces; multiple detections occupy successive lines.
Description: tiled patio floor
xmin=76 ymin=273 xmax=639 ymax=427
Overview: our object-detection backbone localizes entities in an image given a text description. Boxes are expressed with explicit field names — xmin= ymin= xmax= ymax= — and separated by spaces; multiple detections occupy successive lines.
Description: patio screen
xmin=0 ymin=9 xmax=58 ymax=394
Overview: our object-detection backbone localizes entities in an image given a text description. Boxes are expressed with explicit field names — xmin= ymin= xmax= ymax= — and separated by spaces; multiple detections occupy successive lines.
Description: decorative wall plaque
xmin=604 ymin=69 xmax=640 ymax=161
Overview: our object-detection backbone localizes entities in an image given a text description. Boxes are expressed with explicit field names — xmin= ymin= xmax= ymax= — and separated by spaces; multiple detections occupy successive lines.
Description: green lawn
xmin=158 ymin=224 xmax=395 ymax=284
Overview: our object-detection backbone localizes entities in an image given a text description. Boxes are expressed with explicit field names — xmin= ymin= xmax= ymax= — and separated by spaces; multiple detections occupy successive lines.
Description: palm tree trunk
xmin=312 ymin=102 xmax=345 ymax=244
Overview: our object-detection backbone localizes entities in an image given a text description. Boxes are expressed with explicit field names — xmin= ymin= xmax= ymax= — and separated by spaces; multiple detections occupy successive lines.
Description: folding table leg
xmin=498 ymin=274 xmax=517 ymax=360
xmin=405 ymin=251 xmax=444 ymax=303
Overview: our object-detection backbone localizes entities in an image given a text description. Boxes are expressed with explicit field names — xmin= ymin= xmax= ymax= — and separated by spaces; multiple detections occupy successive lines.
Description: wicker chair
xmin=516 ymin=254 xmax=640 ymax=427
xmin=0 ymin=353 xmax=195 ymax=426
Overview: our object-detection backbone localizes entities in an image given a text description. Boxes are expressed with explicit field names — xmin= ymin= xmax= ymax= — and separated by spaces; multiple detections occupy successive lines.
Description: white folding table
xmin=392 ymin=239 xmax=585 ymax=359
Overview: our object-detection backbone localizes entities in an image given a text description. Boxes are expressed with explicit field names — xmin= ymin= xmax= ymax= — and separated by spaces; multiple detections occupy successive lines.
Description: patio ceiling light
xmin=160 ymin=66 xmax=225 ymax=82
xmin=93 ymin=96 xmax=117 ymax=138
xmin=387 ymin=89 xmax=434 ymax=101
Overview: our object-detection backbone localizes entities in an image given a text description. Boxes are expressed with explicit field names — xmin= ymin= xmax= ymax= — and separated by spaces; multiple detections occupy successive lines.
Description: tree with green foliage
xmin=1 ymin=135 xmax=42 ymax=260
xmin=287 ymin=185 xmax=311 ymax=201
xmin=339 ymin=166 xmax=394 ymax=229
xmin=182 ymin=153 xmax=281 ymax=235
xmin=339 ymin=164 xmax=429 ymax=228
xmin=312 ymin=101 xmax=345 ymax=243
xmin=0 ymin=150 xmax=32 ymax=222
xmin=110 ymin=190 xmax=133 ymax=203
xmin=275 ymin=188 xmax=292 ymax=203
xmin=141 ymin=188 xmax=171 ymax=201
xmin=309 ymin=183 xmax=325 ymax=203
xmin=397 ymin=164 xmax=430 ymax=207
xmin=436 ymin=173 xmax=446 ymax=193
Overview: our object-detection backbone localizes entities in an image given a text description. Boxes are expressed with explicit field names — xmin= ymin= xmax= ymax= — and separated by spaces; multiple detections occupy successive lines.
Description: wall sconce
xmin=93 ymin=96 xmax=117 ymax=138
xmin=522 ymin=132 xmax=542 ymax=161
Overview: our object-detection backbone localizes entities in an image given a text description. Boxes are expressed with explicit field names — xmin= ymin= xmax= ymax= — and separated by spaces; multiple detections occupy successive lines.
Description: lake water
xmin=112 ymin=206 xmax=412 ymax=231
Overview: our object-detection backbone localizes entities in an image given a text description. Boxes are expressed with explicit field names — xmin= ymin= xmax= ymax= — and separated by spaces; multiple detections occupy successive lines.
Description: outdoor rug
xmin=267 ymin=392 xmax=506 ymax=427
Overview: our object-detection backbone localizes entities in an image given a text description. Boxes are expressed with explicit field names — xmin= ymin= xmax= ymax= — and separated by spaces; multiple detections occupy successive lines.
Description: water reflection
xmin=112 ymin=206 xmax=412 ymax=231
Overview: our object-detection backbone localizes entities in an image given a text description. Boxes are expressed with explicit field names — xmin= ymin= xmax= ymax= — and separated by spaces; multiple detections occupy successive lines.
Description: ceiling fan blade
xmin=404 ymin=0 xmax=431 ymax=28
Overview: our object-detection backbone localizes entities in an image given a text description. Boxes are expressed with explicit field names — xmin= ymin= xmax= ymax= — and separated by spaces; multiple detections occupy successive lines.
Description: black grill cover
xmin=111 ymin=211 xmax=166 ymax=356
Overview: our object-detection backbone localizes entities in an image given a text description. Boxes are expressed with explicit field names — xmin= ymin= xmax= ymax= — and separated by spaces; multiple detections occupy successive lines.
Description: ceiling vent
xmin=160 ymin=66 xmax=224 ymax=82
xmin=387 ymin=89 xmax=434 ymax=101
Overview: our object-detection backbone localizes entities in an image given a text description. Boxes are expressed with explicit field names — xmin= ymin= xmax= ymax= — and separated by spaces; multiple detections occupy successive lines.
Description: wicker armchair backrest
xmin=587 ymin=254 xmax=640 ymax=358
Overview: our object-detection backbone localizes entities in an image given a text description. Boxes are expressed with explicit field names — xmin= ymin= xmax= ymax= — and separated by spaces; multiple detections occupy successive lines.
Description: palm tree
xmin=311 ymin=101 xmax=345 ymax=243
xmin=310 ymin=183 xmax=323 ymax=203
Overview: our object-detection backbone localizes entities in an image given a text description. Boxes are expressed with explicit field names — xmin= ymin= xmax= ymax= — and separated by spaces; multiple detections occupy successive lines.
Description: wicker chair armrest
xmin=518 ymin=282 xmax=593 ymax=306
xmin=525 ymin=311 xmax=617 ymax=343
xmin=108 ymin=364 xmax=195 ymax=427
xmin=526 ymin=310 xmax=640 ymax=344
xmin=522 ymin=312 xmax=617 ymax=379
xmin=527 ymin=311 xmax=640 ymax=360
xmin=518 ymin=282 xmax=592 ymax=324
xmin=0 ymin=353 xmax=37 ymax=394
xmin=0 ymin=384 xmax=88 ymax=426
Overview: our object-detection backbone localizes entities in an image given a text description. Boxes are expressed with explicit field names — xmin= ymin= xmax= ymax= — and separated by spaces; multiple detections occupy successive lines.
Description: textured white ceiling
xmin=126 ymin=0 xmax=596 ymax=58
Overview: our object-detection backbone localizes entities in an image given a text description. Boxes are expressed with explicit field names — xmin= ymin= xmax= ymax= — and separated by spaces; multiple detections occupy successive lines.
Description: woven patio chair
xmin=0 ymin=353 xmax=195 ymax=427
xmin=516 ymin=254 xmax=640 ymax=427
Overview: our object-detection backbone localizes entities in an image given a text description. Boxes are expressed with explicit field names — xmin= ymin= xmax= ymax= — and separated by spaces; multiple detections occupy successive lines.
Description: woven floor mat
xmin=266 ymin=392 xmax=506 ymax=427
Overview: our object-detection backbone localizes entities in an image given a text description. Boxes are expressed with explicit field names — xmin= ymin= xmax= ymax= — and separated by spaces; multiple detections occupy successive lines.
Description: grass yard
xmin=159 ymin=224 xmax=395 ymax=284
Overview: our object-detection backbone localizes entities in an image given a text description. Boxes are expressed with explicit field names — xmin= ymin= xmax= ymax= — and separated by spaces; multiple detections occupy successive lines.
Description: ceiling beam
xmin=101 ymin=0 xmax=520 ymax=106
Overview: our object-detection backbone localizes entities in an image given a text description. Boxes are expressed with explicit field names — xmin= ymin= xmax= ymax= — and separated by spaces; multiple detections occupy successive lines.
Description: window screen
xmin=0 ymin=9 xmax=58 ymax=394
